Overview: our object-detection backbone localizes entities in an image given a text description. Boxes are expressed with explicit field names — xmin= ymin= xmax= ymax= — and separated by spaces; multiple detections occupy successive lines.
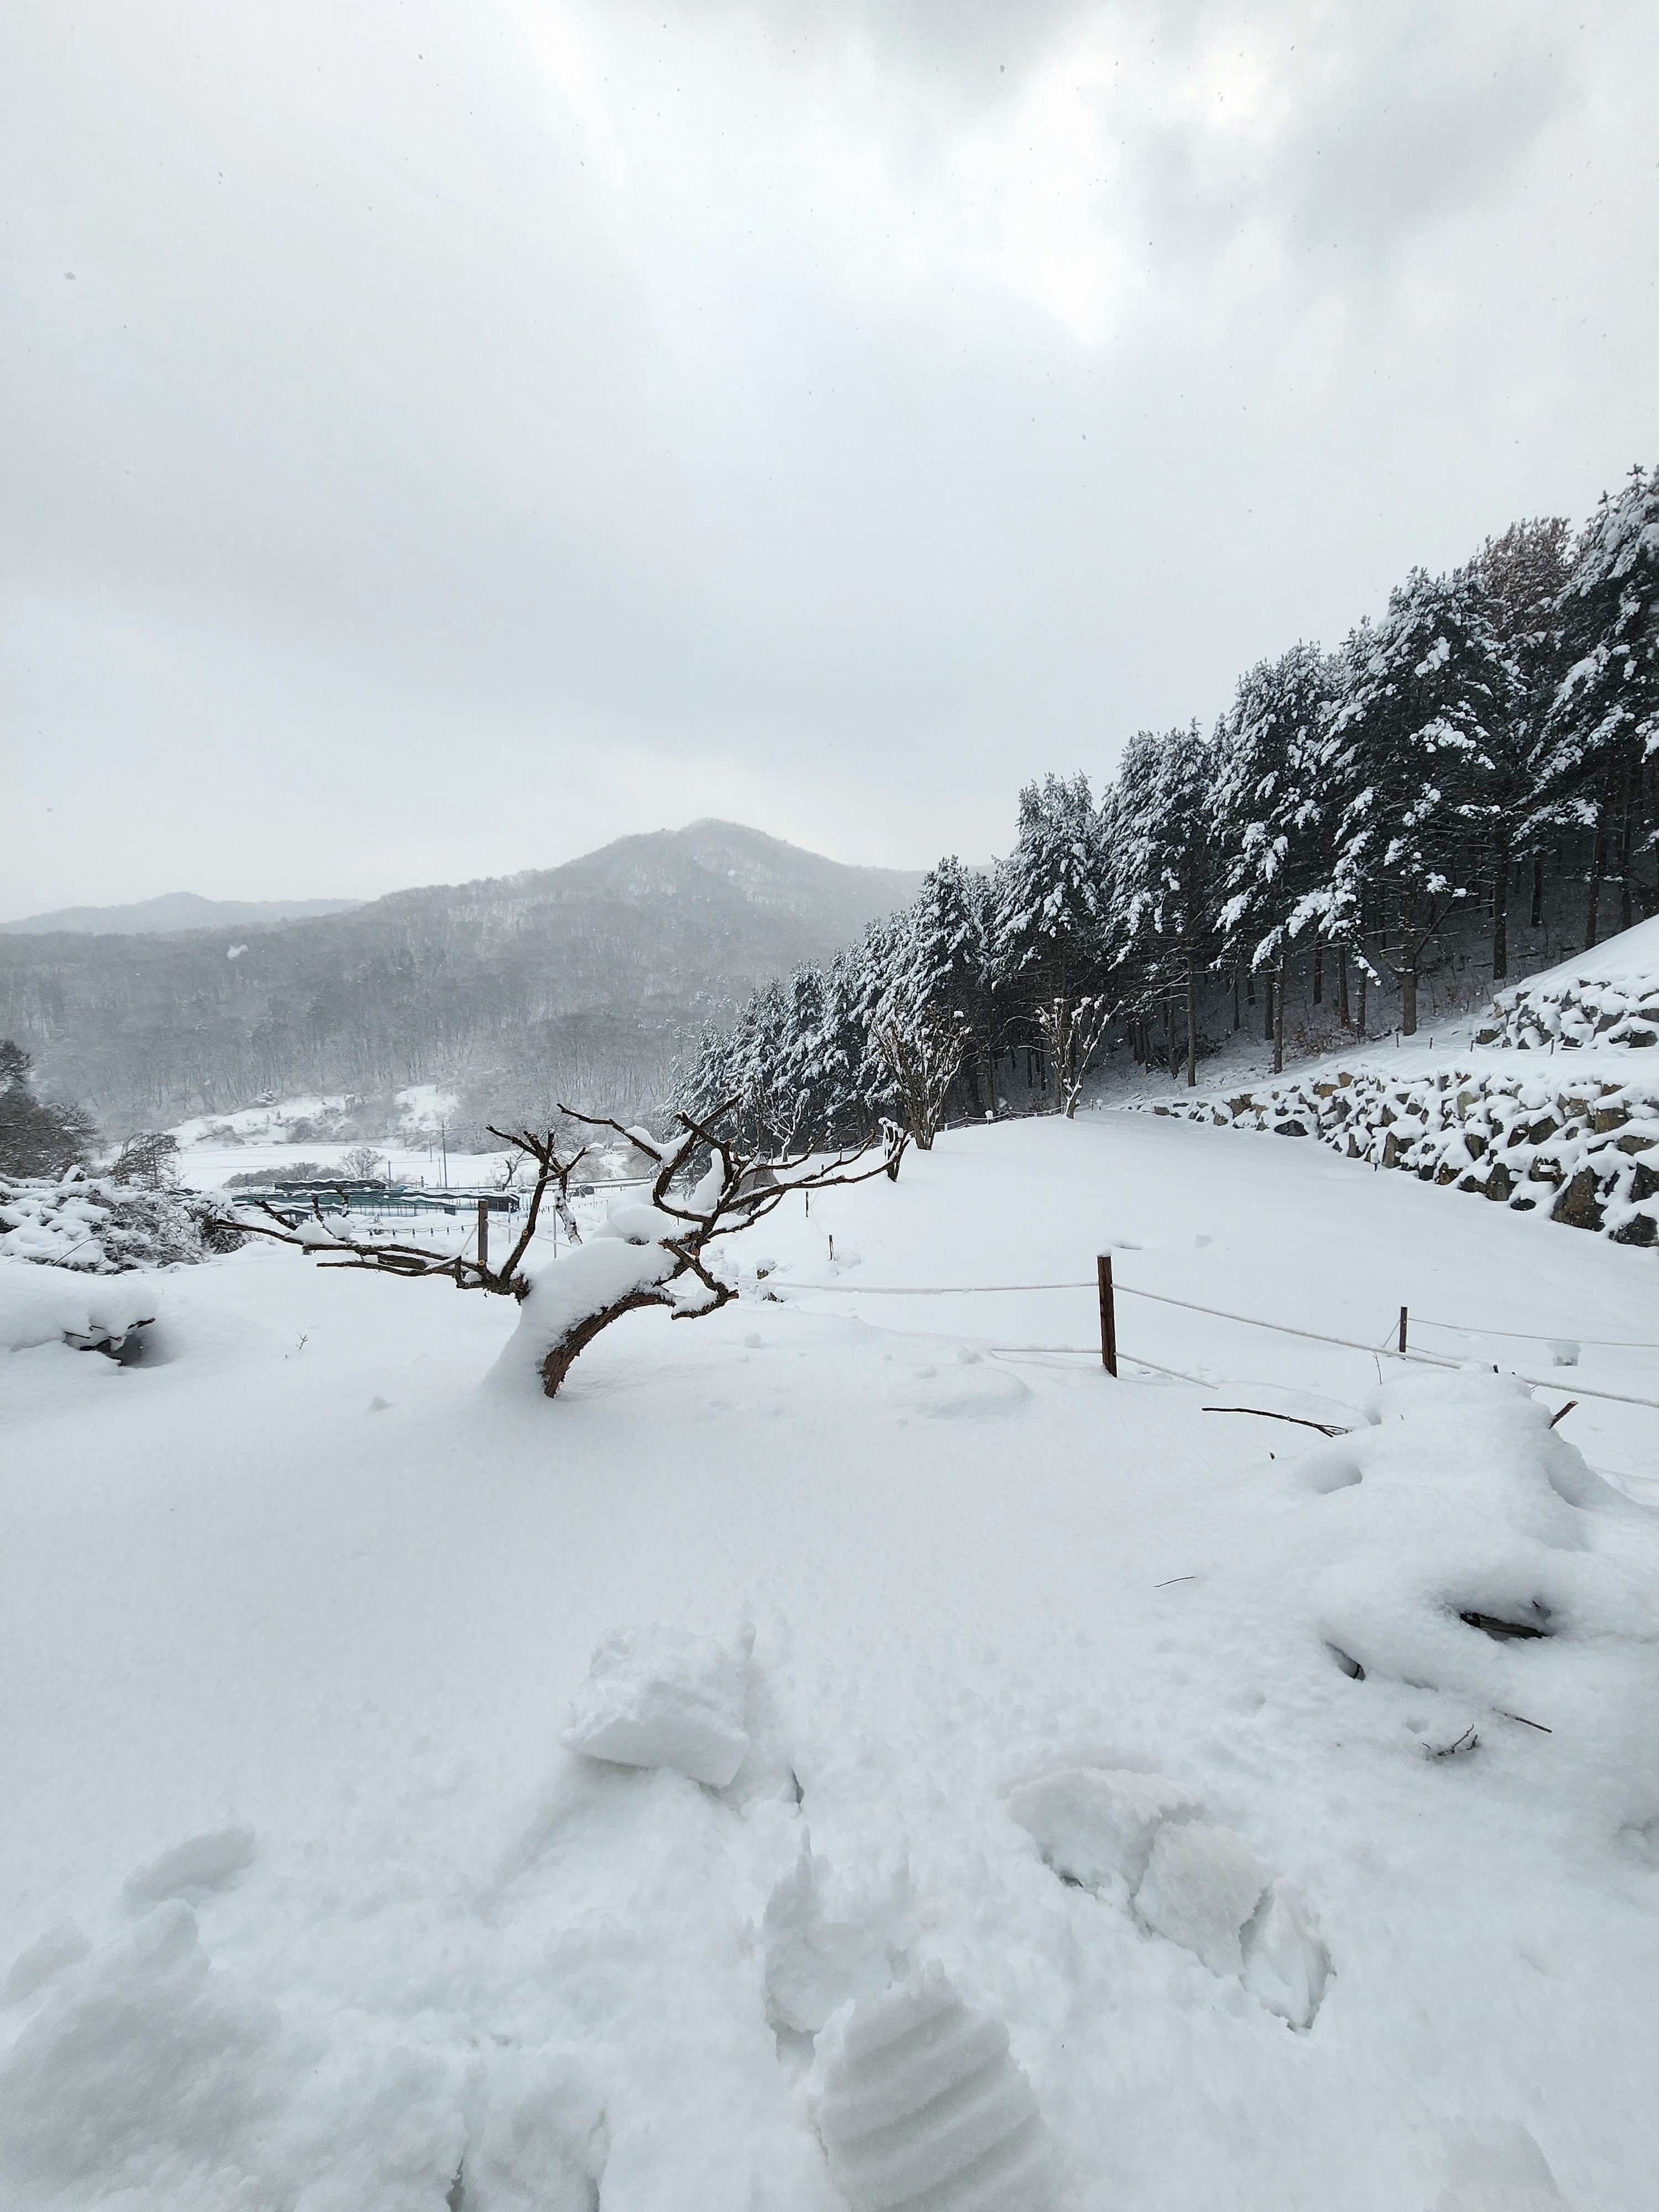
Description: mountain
xmin=1 ymin=892 xmax=361 ymax=935
xmin=0 ymin=822 xmax=922 ymax=1131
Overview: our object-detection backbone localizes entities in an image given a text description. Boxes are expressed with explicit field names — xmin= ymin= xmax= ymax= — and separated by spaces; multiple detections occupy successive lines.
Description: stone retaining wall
xmin=1145 ymin=1067 xmax=1659 ymax=1248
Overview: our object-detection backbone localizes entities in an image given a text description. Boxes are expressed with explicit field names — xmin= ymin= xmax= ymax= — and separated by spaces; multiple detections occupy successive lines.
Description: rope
xmin=788 ymin=1280 xmax=1096 ymax=1294
xmin=1412 ymin=1317 xmax=1659 ymax=1351
xmin=781 ymin=1278 xmax=1659 ymax=1353
xmin=777 ymin=1278 xmax=1659 ymax=1407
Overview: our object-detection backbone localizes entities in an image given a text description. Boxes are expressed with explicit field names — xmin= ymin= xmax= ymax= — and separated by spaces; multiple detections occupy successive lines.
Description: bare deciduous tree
xmin=213 ymin=1100 xmax=905 ymax=1397
xmin=1030 ymin=994 xmax=1113 ymax=1118
xmin=869 ymin=1006 xmax=966 ymax=1150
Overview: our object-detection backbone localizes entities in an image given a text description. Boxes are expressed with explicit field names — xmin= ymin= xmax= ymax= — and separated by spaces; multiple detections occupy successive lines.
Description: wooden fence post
xmin=1098 ymin=1254 xmax=1118 ymax=1378
xmin=1397 ymin=1305 xmax=1408 ymax=1357
xmin=478 ymin=1198 xmax=490 ymax=1277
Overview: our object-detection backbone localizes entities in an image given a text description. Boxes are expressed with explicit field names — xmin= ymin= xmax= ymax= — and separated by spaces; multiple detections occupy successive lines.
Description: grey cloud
xmin=2 ymin=0 xmax=1655 ymax=909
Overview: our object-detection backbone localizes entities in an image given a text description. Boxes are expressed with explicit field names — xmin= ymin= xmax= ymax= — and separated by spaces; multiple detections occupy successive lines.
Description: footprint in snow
xmin=1005 ymin=1764 xmax=1331 ymax=2029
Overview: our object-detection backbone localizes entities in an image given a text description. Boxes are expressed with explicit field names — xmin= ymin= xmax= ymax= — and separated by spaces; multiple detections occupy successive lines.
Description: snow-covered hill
xmin=2 ymin=1116 xmax=1655 ymax=2209
xmin=1477 ymin=915 xmax=1659 ymax=1051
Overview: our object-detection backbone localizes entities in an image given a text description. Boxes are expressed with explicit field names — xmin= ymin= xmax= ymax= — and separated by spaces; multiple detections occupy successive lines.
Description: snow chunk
xmin=0 ymin=1903 xmax=280 ymax=2199
xmin=1239 ymin=1877 xmax=1331 ymax=2030
xmin=0 ymin=1258 xmax=159 ymax=1356
xmin=763 ymin=1831 xmax=893 ymax=2034
xmin=4 ymin=1923 xmax=89 ymax=2007
xmin=1006 ymin=1766 xmax=1202 ymax=1891
xmin=811 ymin=1962 xmax=1055 ymax=2212
xmin=1437 ymin=2122 xmax=1572 ymax=2210
xmin=561 ymin=1624 xmax=752 ymax=1787
xmin=1134 ymin=1819 xmax=1271 ymax=1977
xmin=123 ymin=1824 xmax=258 ymax=1906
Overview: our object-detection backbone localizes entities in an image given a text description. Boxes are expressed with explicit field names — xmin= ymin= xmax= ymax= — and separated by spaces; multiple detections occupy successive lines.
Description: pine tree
xmin=1325 ymin=568 xmax=1501 ymax=1034
xmin=1467 ymin=519 xmax=1573 ymax=977
xmin=1110 ymin=724 xmax=1219 ymax=1085
xmin=1533 ymin=466 xmax=1659 ymax=941
xmin=992 ymin=775 xmax=1110 ymax=1109
xmin=902 ymin=858 xmax=998 ymax=1113
xmin=1208 ymin=643 xmax=1335 ymax=1072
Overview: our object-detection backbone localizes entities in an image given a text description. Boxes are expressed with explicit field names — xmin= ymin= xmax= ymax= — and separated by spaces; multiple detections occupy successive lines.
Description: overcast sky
xmin=3 ymin=1 xmax=1655 ymax=912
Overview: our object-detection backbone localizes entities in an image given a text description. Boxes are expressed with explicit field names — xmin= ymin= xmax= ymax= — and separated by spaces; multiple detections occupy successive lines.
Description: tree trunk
xmin=1186 ymin=956 xmax=1197 ymax=1087
xmin=1619 ymin=763 xmax=1636 ymax=932
xmin=1586 ymin=822 xmax=1605 ymax=948
xmin=539 ymin=1285 xmax=685 ymax=1397
xmin=1263 ymin=975 xmax=1274 ymax=1044
xmin=1401 ymin=956 xmax=1418 ymax=1037
xmin=1338 ymin=946 xmax=1350 ymax=1031
xmin=1356 ymin=953 xmax=1368 ymax=1038
xmin=1312 ymin=943 xmax=1322 ymax=1005
xmin=1232 ymin=968 xmax=1240 ymax=1031
xmin=1491 ymin=833 xmax=1510 ymax=981
xmin=1272 ymin=948 xmax=1286 ymax=1074
xmin=1530 ymin=853 xmax=1543 ymax=930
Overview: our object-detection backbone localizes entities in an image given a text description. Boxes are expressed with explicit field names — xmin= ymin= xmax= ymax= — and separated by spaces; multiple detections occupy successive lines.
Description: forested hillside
xmin=690 ymin=467 xmax=1658 ymax=1144
xmin=0 ymin=824 xmax=921 ymax=1132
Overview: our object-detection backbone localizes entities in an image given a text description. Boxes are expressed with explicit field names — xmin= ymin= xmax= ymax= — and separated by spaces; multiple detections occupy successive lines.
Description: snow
xmin=1495 ymin=913 xmax=1659 ymax=1003
xmin=809 ymin=1963 xmax=1055 ymax=2211
xmin=561 ymin=1626 xmax=753 ymax=1788
xmin=3 ymin=1114 xmax=1657 ymax=2207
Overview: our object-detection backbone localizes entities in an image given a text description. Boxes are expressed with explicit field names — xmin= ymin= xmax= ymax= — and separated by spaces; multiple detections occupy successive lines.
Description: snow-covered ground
xmin=3 ymin=1116 xmax=1657 ymax=2209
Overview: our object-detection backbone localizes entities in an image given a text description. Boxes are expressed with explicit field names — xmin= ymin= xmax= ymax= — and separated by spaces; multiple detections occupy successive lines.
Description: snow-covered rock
xmin=1146 ymin=1062 xmax=1659 ymax=1246
xmin=0 ymin=1257 xmax=161 ymax=1356
xmin=561 ymin=1624 xmax=753 ymax=1788
xmin=811 ymin=1963 xmax=1055 ymax=2212
xmin=1477 ymin=916 xmax=1659 ymax=1052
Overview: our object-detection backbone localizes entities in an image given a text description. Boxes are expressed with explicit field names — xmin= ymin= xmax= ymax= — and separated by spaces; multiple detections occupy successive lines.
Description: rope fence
xmin=768 ymin=1269 xmax=1659 ymax=1413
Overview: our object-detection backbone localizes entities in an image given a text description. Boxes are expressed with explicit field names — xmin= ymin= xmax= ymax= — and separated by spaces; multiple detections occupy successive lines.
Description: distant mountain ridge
xmin=0 ymin=822 xmax=922 ymax=1129
xmin=1 ymin=891 xmax=362 ymax=936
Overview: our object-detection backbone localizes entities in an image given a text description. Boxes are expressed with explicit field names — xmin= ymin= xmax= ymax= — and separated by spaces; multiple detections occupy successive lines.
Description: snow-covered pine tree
xmin=1110 ymin=726 xmax=1219 ymax=1086
xmin=810 ymin=943 xmax=885 ymax=1142
xmin=1466 ymin=519 xmax=1573 ymax=977
xmin=901 ymin=858 xmax=998 ymax=1114
xmin=992 ymin=775 xmax=1110 ymax=1110
xmin=1324 ymin=567 xmax=1502 ymax=1034
xmin=1533 ymin=466 xmax=1659 ymax=942
xmin=1207 ymin=643 xmax=1335 ymax=1073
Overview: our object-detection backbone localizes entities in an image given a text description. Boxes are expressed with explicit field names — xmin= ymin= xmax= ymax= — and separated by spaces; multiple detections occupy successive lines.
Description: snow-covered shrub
xmin=109 ymin=1130 xmax=181 ymax=1188
xmin=1146 ymin=1064 xmax=1659 ymax=1246
xmin=0 ymin=1172 xmax=244 ymax=1272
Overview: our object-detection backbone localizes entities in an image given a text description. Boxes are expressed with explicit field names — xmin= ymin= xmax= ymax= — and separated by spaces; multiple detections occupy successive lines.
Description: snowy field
xmin=3 ymin=1115 xmax=1657 ymax=2209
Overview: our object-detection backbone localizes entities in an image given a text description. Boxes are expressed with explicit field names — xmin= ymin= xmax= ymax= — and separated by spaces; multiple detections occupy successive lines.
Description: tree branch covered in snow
xmin=214 ymin=1101 xmax=907 ymax=1396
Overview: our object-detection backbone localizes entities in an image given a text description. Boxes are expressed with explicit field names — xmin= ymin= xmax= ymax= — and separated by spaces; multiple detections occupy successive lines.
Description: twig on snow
xmin=1201 ymin=1406 xmax=1350 ymax=1437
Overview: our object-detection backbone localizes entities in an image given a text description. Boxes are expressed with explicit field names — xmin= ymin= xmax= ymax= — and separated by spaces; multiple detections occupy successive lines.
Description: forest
xmin=686 ymin=467 xmax=1658 ymax=1147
